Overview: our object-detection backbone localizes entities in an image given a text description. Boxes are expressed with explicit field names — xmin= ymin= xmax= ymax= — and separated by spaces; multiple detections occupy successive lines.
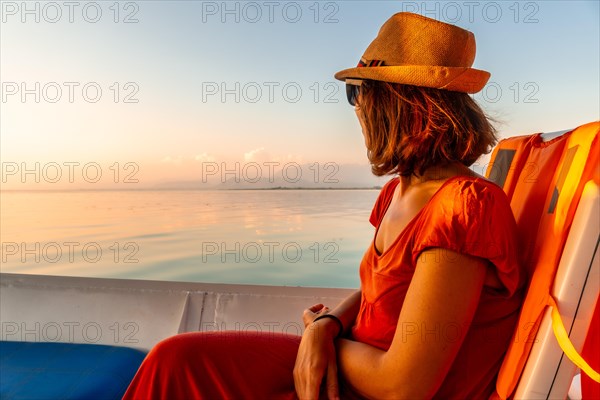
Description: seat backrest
xmin=485 ymin=121 xmax=600 ymax=399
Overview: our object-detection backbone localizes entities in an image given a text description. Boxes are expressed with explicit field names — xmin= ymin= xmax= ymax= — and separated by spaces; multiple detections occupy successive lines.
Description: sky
xmin=1 ymin=0 xmax=599 ymax=189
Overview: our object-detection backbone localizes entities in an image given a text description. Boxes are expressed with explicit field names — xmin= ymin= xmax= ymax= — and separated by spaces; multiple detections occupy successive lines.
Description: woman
xmin=124 ymin=12 xmax=524 ymax=400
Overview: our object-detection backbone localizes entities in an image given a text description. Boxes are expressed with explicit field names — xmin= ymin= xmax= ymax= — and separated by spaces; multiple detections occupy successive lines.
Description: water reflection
xmin=1 ymin=190 xmax=378 ymax=288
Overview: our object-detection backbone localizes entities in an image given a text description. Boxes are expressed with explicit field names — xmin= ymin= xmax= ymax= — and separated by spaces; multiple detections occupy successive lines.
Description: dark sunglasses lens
xmin=346 ymin=84 xmax=359 ymax=106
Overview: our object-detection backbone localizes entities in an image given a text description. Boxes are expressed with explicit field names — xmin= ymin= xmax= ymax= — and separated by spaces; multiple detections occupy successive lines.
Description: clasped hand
xmin=293 ymin=304 xmax=340 ymax=400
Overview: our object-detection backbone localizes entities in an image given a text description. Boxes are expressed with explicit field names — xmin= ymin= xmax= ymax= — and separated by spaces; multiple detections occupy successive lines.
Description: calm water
xmin=0 ymin=190 xmax=379 ymax=288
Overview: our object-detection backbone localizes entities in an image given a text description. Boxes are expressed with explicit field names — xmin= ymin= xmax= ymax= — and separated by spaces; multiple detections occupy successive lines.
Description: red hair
xmin=357 ymin=81 xmax=498 ymax=177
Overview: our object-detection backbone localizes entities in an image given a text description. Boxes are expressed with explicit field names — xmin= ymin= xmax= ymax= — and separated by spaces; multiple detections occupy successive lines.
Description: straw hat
xmin=334 ymin=12 xmax=490 ymax=93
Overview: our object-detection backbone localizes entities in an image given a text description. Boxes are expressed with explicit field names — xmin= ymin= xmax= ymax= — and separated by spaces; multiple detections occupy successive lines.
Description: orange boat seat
xmin=485 ymin=121 xmax=599 ymax=399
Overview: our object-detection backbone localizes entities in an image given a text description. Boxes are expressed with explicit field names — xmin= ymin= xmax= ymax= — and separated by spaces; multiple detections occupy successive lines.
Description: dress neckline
xmin=372 ymin=175 xmax=477 ymax=257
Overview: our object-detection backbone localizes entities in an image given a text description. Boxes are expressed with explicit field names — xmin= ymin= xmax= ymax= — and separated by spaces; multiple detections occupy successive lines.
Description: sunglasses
xmin=345 ymin=78 xmax=363 ymax=106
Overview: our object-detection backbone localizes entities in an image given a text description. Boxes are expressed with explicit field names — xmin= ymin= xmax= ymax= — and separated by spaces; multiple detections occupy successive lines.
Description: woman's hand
xmin=302 ymin=303 xmax=329 ymax=328
xmin=294 ymin=304 xmax=340 ymax=400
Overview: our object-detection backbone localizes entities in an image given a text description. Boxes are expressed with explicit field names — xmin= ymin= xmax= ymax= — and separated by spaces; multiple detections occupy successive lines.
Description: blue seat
xmin=0 ymin=341 xmax=146 ymax=399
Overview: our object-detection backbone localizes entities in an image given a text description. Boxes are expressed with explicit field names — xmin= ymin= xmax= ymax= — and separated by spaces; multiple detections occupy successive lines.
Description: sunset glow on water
xmin=1 ymin=189 xmax=378 ymax=287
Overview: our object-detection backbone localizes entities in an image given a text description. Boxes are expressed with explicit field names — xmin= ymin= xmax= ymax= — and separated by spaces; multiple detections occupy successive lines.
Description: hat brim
xmin=334 ymin=65 xmax=490 ymax=94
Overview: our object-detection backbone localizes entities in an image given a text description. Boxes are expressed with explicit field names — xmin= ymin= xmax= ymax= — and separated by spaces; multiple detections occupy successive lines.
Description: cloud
xmin=242 ymin=149 xmax=307 ymax=165
xmin=244 ymin=147 xmax=271 ymax=163
xmin=194 ymin=153 xmax=215 ymax=162
xmin=160 ymin=156 xmax=184 ymax=165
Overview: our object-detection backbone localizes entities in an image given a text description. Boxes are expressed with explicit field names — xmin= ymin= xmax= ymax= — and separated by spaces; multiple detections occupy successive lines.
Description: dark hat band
xmin=358 ymin=57 xmax=385 ymax=68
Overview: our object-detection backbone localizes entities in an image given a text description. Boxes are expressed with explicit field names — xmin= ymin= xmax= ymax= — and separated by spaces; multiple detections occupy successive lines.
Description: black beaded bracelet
xmin=313 ymin=314 xmax=344 ymax=339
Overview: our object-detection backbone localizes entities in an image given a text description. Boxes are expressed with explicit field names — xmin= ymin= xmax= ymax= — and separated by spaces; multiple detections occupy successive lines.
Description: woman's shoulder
xmin=413 ymin=175 xmax=523 ymax=292
xmin=434 ymin=175 xmax=510 ymax=210
xmin=422 ymin=174 xmax=517 ymax=238
xmin=442 ymin=174 xmax=505 ymax=193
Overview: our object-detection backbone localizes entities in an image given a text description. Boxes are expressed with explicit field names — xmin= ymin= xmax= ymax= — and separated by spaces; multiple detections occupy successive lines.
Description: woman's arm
xmin=294 ymin=289 xmax=362 ymax=400
xmin=337 ymin=248 xmax=487 ymax=399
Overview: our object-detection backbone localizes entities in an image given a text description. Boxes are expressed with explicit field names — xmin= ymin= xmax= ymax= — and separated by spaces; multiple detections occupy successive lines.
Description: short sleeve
xmin=411 ymin=178 xmax=523 ymax=296
xmin=369 ymin=178 xmax=400 ymax=227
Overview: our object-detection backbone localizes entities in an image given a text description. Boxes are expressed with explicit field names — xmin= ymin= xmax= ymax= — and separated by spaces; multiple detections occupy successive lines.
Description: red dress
xmin=353 ymin=176 xmax=524 ymax=399
xmin=123 ymin=175 xmax=524 ymax=400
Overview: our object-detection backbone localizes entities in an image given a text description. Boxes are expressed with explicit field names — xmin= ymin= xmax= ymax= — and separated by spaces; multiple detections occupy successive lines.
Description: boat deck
xmin=0 ymin=273 xmax=355 ymax=351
